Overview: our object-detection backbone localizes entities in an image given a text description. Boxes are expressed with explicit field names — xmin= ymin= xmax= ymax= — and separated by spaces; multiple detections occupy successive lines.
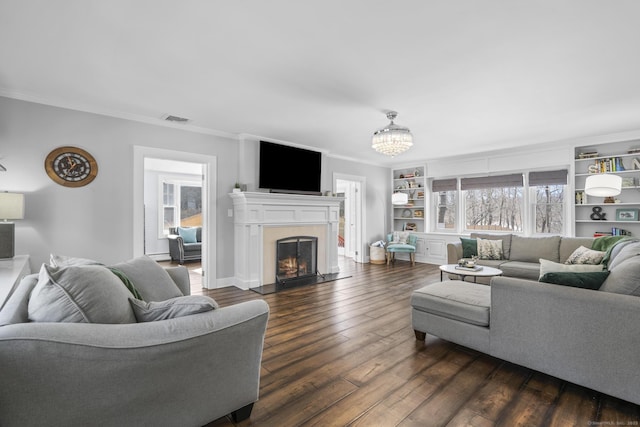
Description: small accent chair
xmin=386 ymin=233 xmax=417 ymax=265
xmin=167 ymin=226 xmax=202 ymax=264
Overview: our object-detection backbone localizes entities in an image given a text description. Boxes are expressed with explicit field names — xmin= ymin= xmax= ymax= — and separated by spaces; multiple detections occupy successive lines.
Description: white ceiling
xmin=2 ymin=1 xmax=640 ymax=166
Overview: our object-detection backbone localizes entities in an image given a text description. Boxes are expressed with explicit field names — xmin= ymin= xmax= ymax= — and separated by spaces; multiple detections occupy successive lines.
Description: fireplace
xmin=276 ymin=236 xmax=318 ymax=284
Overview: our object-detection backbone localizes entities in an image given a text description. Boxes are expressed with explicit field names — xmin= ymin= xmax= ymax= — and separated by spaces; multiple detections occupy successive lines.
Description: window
xmin=160 ymin=180 xmax=202 ymax=236
xmin=432 ymin=178 xmax=457 ymax=230
xmin=530 ymin=170 xmax=567 ymax=234
xmin=462 ymin=174 xmax=524 ymax=232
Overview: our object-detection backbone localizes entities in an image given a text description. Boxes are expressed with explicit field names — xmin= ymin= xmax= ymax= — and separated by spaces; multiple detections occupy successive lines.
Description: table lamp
xmin=0 ymin=192 xmax=25 ymax=258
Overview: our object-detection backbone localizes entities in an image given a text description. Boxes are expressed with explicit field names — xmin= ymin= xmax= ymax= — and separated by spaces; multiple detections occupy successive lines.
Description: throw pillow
xmin=471 ymin=233 xmax=512 ymax=259
xmin=178 ymin=227 xmax=198 ymax=244
xmin=460 ymin=237 xmax=478 ymax=258
xmin=49 ymin=253 xmax=102 ymax=268
xmin=539 ymin=271 xmax=610 ymax=290
xmin=28 ymin=264 xmax=137 ymax=324
xmin=564 ymin=246 xmax=605 ymax=265
xmin=599 ymin=255 xmax=640 ymax=296
xmin=477 ymin=238 xmax=503 ymax=260
xmin=392 ymin=231 xmax=409 ymax=244
xmin=108 ymin=267 xmax=143 ymax=300
xmin=129 ymin=295 xmax=218 ymax=322
xmin=538 ymin=258 xmax=604 ymax=279
xmin=110 ymin=255 xmax=183 ymax=302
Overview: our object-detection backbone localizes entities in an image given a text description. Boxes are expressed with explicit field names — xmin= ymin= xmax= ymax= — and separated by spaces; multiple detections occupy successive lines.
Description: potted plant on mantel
xmin=233 ymin=182 xmax=242 ymax=193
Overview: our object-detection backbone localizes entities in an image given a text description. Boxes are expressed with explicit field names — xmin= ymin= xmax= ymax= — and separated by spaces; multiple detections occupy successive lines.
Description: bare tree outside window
xmin=465 ymin=187 xmax=524 ymax=231
xmin=535 ymin=184 xmax=564 ymax=234
xmin=436 ymin=191 xmax=457 ymax=229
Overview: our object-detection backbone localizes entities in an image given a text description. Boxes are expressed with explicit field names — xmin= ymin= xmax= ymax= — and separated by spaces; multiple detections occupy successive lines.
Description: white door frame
xmin=334 ymin=173 xmax=366 ymax=263
xmin=133 ymin=146 xmax=217 ymax=288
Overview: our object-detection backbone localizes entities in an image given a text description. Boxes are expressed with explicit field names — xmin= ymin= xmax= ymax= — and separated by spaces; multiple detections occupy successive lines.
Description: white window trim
xmin=157 ymin=175 xmax=202 ymax=239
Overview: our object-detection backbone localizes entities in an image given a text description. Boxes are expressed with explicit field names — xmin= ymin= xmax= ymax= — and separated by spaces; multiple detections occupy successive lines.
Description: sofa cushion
xmin=539 ymin=258 xmax=604 ymax=279
xmin=129 ymin=295 xmax=218 ymax=322
xmin=607 ymin=240 xmax=640 ymax=271
xmin=460 ymin=237 xmax=478 ymax=258
xmin=28 ymin=264 xmax=137 ymax=324
xmin=471 ymin=233 xmax=512 ymax=259
xmin=111 ymin=255 xmax=183 ymax=302
xmin=410 ymin=281 xmax=490 ymax=327
xmin=539 ymin=271 xmax=610 ymax=290
xmin=477 ymin=238 xmax=503 ymax=260
xmin=498 ymin=261 xmax=540 ymax=281
xmin=559 ymin=237 xmax=595 ymax=263
xmin=511 ymin=235 xmax=561 ymax=263
xmin=178 ymin=226 xmax=198 ymax=244
xmin=564 ymin=246 xmax=605 ymax=265
xmin=599 ymin=255 xmax=640 ymax=296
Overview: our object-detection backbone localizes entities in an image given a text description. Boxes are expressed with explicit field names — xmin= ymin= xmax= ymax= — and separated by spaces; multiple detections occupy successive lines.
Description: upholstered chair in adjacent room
xmin=386 ymin=233 xmax=417 ymax=265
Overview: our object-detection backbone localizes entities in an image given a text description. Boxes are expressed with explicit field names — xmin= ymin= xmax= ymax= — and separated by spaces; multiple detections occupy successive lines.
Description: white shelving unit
xmin=391 ymin=165 xmax=426 ymax=233
xmin=574 ymin=141 xmax=640 ymax=237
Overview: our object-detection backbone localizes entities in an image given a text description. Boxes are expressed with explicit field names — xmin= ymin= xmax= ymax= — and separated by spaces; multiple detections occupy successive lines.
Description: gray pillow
xmin=50 ymin=253 xmax=102 ymax=267
xmin=129 ymin=296 xmax=218 ymax=322
xmin=607 ymin=240 xmax=640 ymax=271
xmin=28 ymin=264 xmax=137 ymax=324
xmin=511 ymin=235 xmax=561 ymax=263
xmin=111 ymin=256 xmax=183 ymax=302
xmin=599 ymin=256 xmax=640 ymax=296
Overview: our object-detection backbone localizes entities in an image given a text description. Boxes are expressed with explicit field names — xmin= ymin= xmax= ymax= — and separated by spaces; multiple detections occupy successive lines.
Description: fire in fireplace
xmin=276 ymin=236 xmax=318 ymax=284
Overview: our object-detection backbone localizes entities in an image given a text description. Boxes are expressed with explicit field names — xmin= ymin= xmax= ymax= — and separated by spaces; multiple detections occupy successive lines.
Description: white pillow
xmin=539 ymin=258 xmax=604 ymax=280
xmin=477 ymin=238 xmax=503 ymax=260
xmin=564 ymin=246 xmax=605 ymax=265
xmin=392 ymin=231 xmax=409 ymax=244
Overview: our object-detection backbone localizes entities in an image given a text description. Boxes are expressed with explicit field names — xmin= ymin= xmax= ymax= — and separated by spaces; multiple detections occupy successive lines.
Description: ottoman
xmin=411 ymin=280 xmax=491 ymax=353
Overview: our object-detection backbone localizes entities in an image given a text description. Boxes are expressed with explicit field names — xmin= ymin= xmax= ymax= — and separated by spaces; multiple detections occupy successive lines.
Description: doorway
xmin=335 ymin=174 xmax=365 ymax=263
xmin=133 ymin=147 xmax=217 ymax=289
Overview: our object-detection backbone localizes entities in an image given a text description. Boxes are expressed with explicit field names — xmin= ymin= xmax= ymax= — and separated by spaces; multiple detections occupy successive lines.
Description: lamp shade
xmin=0 ymin=192 xmax=25 ymax=220
xmin=392 ymin=192 xmax=409 ymax=205
xmin=584 ymin=174 xmax=622 ymax=197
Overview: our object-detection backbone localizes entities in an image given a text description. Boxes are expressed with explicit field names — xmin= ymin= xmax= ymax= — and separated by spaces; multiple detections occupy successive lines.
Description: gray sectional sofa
xmin=413 ymin=234 xmax=640 ymax=405
xmin=447 ymin=232 xmax=594 ymax=282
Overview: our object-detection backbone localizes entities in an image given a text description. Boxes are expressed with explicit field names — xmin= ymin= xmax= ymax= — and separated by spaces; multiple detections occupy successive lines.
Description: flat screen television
xmin=259 ymin=141 xmax=322 ymax=195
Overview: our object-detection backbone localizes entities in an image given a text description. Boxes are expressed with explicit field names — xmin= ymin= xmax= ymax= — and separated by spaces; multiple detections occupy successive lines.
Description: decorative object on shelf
xmin=590 ymin=206 xmax=606 ymax=221
xmin=392 ymin=192 xmax=408 ymax=205
xmin=45 ymin=146 xmax=98 ymax=187
xmin=404 ymin=222 xmax=417 ymax=231
xmin=402 ymin=208 xmax=412 ymax=218
xmin=575 ymin=190 xmax=587 ymax=205
xmin=585 ymin=173 xmax=622 ymax=203
xmin=577 ymin=151 xmax=599 ymax=159
xmin=622 ymin=177 xmax=636 ymax=188
xmin=633 ymin=158 xmax=640 ymax=170
xmin=413 ymin=209 xmax=424 ymax=218
xmin=371 ymin=111 xmax=413 ymax=157
xmin=615 ymin=208 xmax=639 ymax=221
xmin=417 ymin=191 xmax=424 ymax=199
xmin=0 ymin=192 xmax=25 ymax=259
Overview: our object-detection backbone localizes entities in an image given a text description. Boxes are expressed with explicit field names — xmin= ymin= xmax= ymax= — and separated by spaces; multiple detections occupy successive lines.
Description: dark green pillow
xmin=108 ymin=267 xmax=144 ymax=300
xmin=539 ymin=271 xmax=610 ymax=290
xmin=460 ymin=237 xmax=478 ymax=258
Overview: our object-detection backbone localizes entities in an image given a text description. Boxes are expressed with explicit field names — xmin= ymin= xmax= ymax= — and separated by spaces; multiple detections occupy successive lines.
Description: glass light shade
xmin=392 ymin=192 xmax=409 ymax=205
xmin=0 ymin=192 xmax=25 ymax=220
xmin=584 ymin=174 xmax=622 ymax=197
xmin=372 ymin=111 xmax=413 ymax=157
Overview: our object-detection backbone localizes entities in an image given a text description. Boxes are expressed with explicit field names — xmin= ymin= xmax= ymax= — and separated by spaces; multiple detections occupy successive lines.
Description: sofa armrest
xmin=0 ymin=300 xmax=270 ymax=426
xmin=490 ymin=276 xmax=640 ymax=405
xmin=447 ymin=241 xmax=463 ymax=264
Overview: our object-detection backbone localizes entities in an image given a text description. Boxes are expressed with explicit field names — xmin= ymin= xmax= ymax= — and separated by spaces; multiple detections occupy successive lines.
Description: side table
xmin=0 ymin=255 xmax=31 ymax=310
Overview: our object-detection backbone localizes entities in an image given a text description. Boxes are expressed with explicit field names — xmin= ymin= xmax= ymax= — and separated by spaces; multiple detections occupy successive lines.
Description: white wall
xmin=0 ymin=96 xmax=239 ymax=276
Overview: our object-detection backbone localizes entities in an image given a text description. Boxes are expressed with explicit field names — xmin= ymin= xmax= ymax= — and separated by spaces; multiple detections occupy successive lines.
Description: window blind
xmin=460 ymin=174 xmax=523 ymax=190
xmin=431 ymin=178 xmax=457 ymax=192
xmin=529 ymin=169 xmax=568 ymax=186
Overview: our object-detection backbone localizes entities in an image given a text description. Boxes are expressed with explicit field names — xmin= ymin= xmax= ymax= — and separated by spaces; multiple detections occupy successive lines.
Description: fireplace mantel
xmin=230 ymin=192 xmax=343 ymax=289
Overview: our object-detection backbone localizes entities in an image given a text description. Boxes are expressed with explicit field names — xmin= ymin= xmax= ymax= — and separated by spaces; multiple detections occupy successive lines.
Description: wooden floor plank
xmin=177 ymin=258 xmax=640 ymax=427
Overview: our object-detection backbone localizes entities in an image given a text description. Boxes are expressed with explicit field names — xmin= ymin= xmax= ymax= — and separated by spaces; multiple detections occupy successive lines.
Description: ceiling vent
xmin=162 ymin=114 xmax=190 ymax=124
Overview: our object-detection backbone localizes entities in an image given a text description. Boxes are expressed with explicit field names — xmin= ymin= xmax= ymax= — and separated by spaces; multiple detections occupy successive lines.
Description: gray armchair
xmin=0 ymin=265 xmax=269 ymax=427
xmin=168 ymin=226 xmax=202 ymax=264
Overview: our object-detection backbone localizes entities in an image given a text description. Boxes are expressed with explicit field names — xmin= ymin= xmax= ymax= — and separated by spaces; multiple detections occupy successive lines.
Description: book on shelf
xmin=588 ymin=157 xmax=625 ymax=173
xmin=455 ymin=265 xmax=483 ymax=272
xmin=594 ymin=228 xmax=632 ymax=237
xmin=577 ymin=151 xmax=599 ymax=159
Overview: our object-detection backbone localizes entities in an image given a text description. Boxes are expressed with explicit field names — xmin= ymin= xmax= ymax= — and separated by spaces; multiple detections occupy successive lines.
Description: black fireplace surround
xmin=275 ymin=236 xmax=318 ymax=284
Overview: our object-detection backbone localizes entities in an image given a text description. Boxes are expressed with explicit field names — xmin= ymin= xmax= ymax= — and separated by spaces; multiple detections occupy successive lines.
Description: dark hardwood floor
xmin=174 ymin=258 xmax=639 ymax=426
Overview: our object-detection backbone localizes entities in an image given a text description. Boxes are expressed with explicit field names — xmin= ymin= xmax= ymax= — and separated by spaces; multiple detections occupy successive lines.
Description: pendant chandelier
xmin=372 ymin=111 xmax=413 ymax=157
